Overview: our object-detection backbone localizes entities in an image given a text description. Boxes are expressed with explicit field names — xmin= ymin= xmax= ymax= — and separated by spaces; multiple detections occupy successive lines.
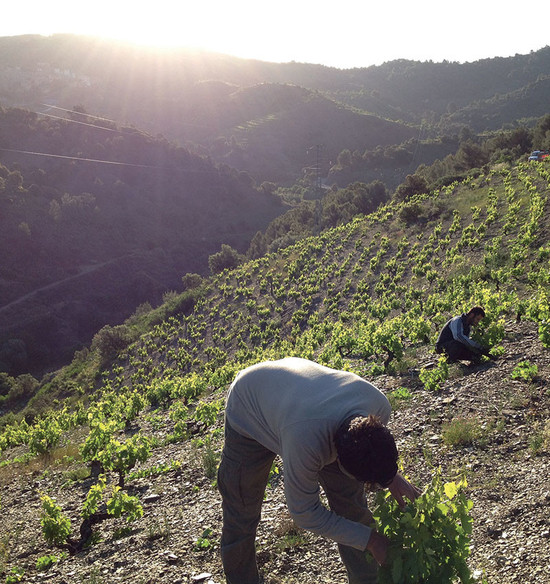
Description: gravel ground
xmin=1 ymin=320 xmax=549 ymax=584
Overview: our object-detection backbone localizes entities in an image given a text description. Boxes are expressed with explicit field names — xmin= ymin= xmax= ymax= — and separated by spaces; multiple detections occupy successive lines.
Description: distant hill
xmin=0 ymin=106 xmax=283 ymax=376
xmin=2 ymin=35 xmax=550 ymax=184
xmin=444 ymin=75 xmax=550 ymax=130
xmin=194 ymin=83 xmax=416 ymax=183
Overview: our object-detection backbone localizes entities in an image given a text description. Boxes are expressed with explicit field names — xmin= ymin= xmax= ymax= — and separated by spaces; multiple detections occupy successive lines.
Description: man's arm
xmin=365 ymin=530 xmax=391 ymax=565
xmin=449 ymin=316 xmax=482 ymax=350
xmin=366 ymin=474 xmax=421 ymax=565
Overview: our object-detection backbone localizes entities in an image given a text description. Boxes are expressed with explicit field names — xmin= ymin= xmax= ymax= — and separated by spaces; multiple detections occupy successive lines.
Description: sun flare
xmin=3 ymin=0 xmax=550 ymax=69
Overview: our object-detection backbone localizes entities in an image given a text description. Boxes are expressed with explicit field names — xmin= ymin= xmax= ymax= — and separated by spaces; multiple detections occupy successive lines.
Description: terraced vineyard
xmin=1 ymin=161 xmax=549 ymax=583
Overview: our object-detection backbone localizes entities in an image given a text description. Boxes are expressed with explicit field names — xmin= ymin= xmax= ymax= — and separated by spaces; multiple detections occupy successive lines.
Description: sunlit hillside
xmin=1 ymin=159 xmax=549 ymax=582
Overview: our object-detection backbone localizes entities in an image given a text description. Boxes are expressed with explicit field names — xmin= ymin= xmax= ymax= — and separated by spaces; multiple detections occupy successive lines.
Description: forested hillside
xmin=2 ymin=36 xmax=550 ymax=185
xmin=0 ymin=158 xmax=549 ymax=583
xmin=0 ymin=106 xmax=283 ymax=376
xmin=2 ymin=34 xmax=550 ymax=381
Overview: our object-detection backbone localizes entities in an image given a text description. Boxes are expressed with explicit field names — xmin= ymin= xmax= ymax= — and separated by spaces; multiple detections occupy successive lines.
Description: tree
xmin=6 ymin=170 xmax=24 ymax=191
xmin=248 ymin=231 xmax=268 ymax=259
xmin=181 ymin=273 xmax=204 ymax=290
xmin=91 ymin=325 xmax=137 ymax=364
xmin=260 ymin=181 xmax=277 ymax=196
xmin=455 ymin=140 xmax=488 ymax=171
xmin=532 ymin=114 xmax=550 ymax=150
xmin=336 ymin=149 xmax=353 ymax=169
xmin=208 ymin=244 xmax=243 ymax=275
xmin=394 ymin=174 xmax=428 ymax=202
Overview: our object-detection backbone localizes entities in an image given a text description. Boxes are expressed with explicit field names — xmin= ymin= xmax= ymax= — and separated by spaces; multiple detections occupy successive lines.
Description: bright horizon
xmin=1 ymin=0 xmax=549 ymax=69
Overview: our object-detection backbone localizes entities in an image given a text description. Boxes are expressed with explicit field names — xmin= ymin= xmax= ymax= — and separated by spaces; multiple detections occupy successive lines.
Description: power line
xmin=36 ymin=111 xmax=123 ymax=133
xmin=40 ymin=103 xmax=215 ymax=129
xmin=0 ymin=147 xmax=159 ymax=168
xmin=41 ymin=104 xmax=121 ymax=124
xmin=0 ymin=147 xmax=219 ymax=173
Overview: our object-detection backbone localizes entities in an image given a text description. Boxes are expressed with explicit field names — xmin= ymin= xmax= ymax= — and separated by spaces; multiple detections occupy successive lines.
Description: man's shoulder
xmin=451 ymin=314 xmax=467 ymax=324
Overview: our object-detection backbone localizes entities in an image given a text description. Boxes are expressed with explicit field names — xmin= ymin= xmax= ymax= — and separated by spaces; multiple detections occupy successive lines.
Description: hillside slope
xmin=1 ymin=159 xmax=549 ymax=582
xmin=0 ymin=106 xmax=283 ymax=376
xmin=1 ymin=320 xmax=548 ymax=583
xmin=180 ymin=83 xmax=415 ymax=183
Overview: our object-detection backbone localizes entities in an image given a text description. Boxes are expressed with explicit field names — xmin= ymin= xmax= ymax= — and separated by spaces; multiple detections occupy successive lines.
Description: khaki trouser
xmin=217 ymin=421 xmax=378 ymax=584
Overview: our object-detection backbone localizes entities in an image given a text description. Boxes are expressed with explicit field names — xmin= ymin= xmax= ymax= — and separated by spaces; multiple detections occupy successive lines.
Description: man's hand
xmin=387 ymin=473 xmax=422 ymax=508
xmin=481 ymin=347 xmax=498 ymax=360
xmin=365 ymin=530 xmax=390 ymax=566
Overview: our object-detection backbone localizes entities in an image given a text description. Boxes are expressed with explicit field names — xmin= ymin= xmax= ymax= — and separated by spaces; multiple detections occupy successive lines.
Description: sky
xmin=1 ymin=0 xmax=549 ymax=69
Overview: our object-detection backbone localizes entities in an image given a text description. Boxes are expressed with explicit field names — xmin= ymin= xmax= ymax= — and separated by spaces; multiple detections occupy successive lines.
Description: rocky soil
xmin=1 ymin=320 xmax=549 ymax=584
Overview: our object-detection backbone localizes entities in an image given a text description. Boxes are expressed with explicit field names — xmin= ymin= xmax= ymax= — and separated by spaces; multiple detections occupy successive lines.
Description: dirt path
xmin=0 ymin=257 xmax=125 ymax=315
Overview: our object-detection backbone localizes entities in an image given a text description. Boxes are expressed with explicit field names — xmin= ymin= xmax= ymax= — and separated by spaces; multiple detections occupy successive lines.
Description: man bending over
xmin=217 ymin=357 xmax=421 ymax=584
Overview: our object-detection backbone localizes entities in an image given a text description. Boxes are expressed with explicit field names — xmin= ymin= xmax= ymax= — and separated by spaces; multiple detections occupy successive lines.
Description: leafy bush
xmin=373 ymin=471 xmax=473 ymax=584
xmin=208 ymin=244 xmax=244 ymax=275
xmin=419 ymin=357 xmax=449 ymax=392
xmin=194 ymin=399 xmax=224 ymax=427
xmin=5 ymin=566 xmax=25 ymax=583
xmin=80 ymin=417 xmax=120 ymax=466
xmin=40 ymin=495 xmax=72 ymax=546
xmin=97 ymin=433 xmax=151 ymax=488
xmin=41 ymin=476 xmax=143 ymax=552
xmin=82 ymin=475 xmax=107 ymax=519
xmin=387 ymin=387 xmax=412 ymax=410
xmin=91 ymin=325 xmax=137 ymax=364
xmin=36 ymin=553 xmax=64 ymax=571
xmin=107 ymin=487 xmax=143 ymax=522
xmin=27 ymin=416 xmax=63 ymax=455
xmin=511 ymin=360 xmax=538 ymax=382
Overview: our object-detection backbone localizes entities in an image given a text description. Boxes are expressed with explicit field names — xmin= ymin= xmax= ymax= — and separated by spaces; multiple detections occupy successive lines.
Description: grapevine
xmin=373 ymin=470 xmax=473 ymax=584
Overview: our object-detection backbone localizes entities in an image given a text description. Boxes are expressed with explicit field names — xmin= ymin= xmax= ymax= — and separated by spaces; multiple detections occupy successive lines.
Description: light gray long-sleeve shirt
xmin=224 ymin=357 xmax=392 ymax=551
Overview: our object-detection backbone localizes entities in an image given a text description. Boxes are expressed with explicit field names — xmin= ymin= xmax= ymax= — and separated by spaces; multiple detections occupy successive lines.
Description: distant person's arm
xmin=449 ymin=316 xmax=482 ymax=350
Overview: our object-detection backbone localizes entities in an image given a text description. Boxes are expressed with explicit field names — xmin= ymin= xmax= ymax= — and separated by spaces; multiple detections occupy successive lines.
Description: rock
xmin=192 ymin=573 xmax=212 ymax=581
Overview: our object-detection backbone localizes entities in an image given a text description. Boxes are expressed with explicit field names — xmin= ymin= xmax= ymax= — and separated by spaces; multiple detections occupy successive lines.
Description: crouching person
xmin=217 ymin=357 xmax=421 ymax=584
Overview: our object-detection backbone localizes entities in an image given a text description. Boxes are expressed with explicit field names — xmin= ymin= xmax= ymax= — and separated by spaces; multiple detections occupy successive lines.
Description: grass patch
xmin=529 ymin=420 xmax=550 ymax=455
xmin=441 ymin=416 xmax=483 ymax=448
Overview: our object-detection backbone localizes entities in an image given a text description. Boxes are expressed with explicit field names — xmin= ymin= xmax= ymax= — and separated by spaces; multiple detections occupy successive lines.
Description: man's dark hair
xmin=467 ymin=306 xmax=485 ymax=318
xmin=334 ymin=415 xmax=398 ymax=486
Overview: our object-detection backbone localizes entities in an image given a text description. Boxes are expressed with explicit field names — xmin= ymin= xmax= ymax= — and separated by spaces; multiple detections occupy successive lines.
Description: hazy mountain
xmin=2 ymin=35 xmax=549 ymax=183
xmin=0 ymin=106 xmax=282 ymax=376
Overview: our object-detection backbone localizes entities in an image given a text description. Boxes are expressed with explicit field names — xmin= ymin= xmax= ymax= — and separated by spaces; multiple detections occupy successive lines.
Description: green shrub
xmin=511 ymin=360 xmax=538 ymax=382
xmin=107 ymin=487 xmax=143 ymax=522
xmin=36 ymin=553 xmax=64 ymax=571
xmin=419 ymin=357 xmax=449 ymax=392
xmin=40 ymin=495 xmax=72 ymax=546
xmin=208 ymin=244 xmax=243 ymax=275
xmin=91 ymin=325 xmax=137 ymax=363
xmin=373 ymin=471 xmax=473 ymax=584
xmin=5 ymin=566 xmax=25 ymax=583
